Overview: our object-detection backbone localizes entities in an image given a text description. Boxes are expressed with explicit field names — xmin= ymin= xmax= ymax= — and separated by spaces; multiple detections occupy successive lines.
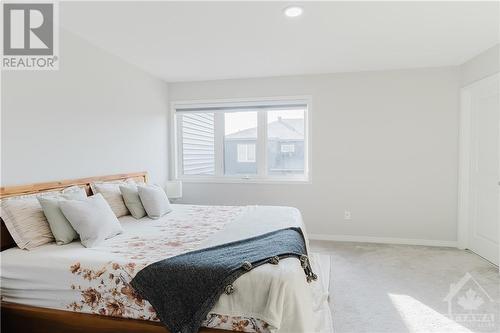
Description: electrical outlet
xmin=344 ymin=210 xmax=352 ymax=220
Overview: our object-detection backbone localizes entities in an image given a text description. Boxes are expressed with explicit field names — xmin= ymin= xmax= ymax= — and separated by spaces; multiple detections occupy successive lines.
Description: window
xmin=225 ymin=112 xmax=257 ymax=175
xmin=268 ymin=109 xmax=304 ymax=175
xmin=237 ymin=144 xmax=256 ymax=163
xmin=173 ymin=98 xmax=310 ymax=182
xmin=280 ymin=144 xmax=295 ymax=153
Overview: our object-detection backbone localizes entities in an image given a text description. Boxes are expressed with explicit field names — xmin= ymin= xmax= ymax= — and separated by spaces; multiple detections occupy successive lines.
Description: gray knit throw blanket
xmin=130 ymin=227 xmax=317 ymax=333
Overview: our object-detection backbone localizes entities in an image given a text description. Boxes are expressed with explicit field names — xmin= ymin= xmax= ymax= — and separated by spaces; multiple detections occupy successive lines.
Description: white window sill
xmin=176 ymin=176 xmax=311 ymax=185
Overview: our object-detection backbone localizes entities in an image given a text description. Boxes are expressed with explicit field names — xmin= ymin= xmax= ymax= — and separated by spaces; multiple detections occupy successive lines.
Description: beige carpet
xmin=310 ymin=241 xmax=500 ymax=333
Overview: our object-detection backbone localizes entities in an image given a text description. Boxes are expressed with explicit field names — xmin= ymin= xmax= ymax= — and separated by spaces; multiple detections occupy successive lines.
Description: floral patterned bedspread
xmin=71 ymin=205 xmax=273 ymax=332
xmin=1 ymin=205 xmax=272 ymax=333
xmin=67 ymin=260 xmax=270 ymax=332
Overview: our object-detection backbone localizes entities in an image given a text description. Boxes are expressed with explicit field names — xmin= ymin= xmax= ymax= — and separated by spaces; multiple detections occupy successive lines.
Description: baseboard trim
xmin=308 ymin=233 xmax=457 ymax=247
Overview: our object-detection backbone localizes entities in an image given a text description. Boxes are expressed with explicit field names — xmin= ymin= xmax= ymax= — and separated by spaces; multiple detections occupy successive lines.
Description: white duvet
xmin=0 ymin=204 xmax=332 ymax=333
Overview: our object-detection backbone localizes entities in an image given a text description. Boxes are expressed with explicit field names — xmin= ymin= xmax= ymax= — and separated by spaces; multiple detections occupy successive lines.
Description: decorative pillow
xmin=90 ymin=182 xmax=131 ymax=218
xmin=62 ymin=185 xmax=88 ymax=196
xmin=1 ymin=196 xmax=55 ymax=250
xmin=38 ymin=187 xmax=87 ymax=245
xmin=119 ymin=184 xmax=146 ymax=219
xmin=137 ymin=184 xmax=172 ymax=219
xmin=59 ymin=193 xmax=123 ymax=248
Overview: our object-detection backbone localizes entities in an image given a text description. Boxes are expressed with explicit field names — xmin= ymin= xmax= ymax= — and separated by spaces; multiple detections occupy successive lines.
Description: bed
xmin=0 ymin=172 xmax=332 ymax=333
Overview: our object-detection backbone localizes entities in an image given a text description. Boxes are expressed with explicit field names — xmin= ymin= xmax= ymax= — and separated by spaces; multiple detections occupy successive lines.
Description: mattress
xmin=1 ymin=204 xmax=332 ymax=332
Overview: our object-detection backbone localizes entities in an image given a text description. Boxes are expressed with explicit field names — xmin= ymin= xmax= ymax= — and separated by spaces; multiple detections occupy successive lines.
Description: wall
xmin=169 ymin=68 xmax=460 ymax=244
xmin=460 ymin=44 xmax=500 ymax=87
xmin=1 ymin=29 xmax=169 ymax=186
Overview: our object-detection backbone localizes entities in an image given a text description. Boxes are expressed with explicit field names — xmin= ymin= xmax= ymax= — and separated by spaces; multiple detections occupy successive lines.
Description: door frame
xmin=457 ymin=72 xmax=500 ymax=256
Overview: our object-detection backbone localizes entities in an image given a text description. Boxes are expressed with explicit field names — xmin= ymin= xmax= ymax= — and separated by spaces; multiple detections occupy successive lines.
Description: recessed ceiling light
xmin=284 ymin=6 xmax=303 ymax=18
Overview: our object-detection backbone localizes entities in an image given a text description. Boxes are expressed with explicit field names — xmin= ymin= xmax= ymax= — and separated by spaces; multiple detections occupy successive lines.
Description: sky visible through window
xmin=225 ymin=111 xmax=256 ymax=135
xmin=224 ymin=109 xmax=304 ymax=135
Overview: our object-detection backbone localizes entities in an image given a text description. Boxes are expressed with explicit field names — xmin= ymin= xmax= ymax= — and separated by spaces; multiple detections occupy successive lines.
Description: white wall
xmin=1 ymin=28 xmax=468 ymax=244
xmin=1 ymin=29 xmax=169 ymax=186
xmin=460 ymin=44 xmax=500 ymax=87
xmin=169 ymin=68 xmax=460 ymax=243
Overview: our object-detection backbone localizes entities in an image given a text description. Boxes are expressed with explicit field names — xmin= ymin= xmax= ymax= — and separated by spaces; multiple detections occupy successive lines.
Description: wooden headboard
xmin=0 ymin=172 xmax=148 ymax=251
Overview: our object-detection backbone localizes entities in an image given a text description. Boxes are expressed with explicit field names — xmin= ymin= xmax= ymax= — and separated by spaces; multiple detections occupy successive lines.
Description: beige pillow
xmin=1 ymin=195 xmax=54 ymax=250
xmin=90 ymin=180 xmax=134 ymax=217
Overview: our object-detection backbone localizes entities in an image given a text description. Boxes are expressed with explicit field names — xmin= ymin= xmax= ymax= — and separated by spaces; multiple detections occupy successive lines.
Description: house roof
xmin=226 ymin=118 xmax=304 ymax=140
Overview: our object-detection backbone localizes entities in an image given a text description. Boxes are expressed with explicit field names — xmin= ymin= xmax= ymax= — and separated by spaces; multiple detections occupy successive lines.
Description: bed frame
xmin=0 ymin=172 xmax=224 ymax=333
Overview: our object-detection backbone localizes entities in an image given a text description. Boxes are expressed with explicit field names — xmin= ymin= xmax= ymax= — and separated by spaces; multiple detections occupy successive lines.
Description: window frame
xmin=170 ymin=96 xmax=312 ymax=184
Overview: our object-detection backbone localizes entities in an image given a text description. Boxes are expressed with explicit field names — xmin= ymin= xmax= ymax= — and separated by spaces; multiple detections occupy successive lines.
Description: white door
xmin=459 ymin=73 xmax=500 ymax=265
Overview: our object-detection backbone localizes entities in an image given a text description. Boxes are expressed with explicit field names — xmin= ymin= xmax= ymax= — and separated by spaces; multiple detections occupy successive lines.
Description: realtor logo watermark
xmin=444 ymin=272 xmax=498 ymax=331
xmin=2 ymin=1 xmax=59 ymax=70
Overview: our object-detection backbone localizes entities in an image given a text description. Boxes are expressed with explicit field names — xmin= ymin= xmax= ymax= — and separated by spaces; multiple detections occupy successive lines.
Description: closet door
xmin=459 ymin=73 xmax=499 ymax=265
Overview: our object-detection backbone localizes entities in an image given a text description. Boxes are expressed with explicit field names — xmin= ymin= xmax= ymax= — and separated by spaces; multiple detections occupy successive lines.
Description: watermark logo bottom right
xmin=444 ymin=272 xmax=498 ymax=331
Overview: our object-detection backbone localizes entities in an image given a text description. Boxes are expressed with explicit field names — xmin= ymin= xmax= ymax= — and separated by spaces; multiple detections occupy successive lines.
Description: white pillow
xmin=59 ymin=193 xmax=123 ymax=248
xmin=137 ymin=184 xmax=172 ymax=219
xmin=119 ymin=184 xmax=147 ymax=219
xmin=37 ymin=187 xmax=88 ymax=245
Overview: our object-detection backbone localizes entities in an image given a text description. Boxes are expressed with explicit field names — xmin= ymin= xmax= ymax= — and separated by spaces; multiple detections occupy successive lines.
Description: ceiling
xmin=61 ymin=1 xmax=500 ymax=82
